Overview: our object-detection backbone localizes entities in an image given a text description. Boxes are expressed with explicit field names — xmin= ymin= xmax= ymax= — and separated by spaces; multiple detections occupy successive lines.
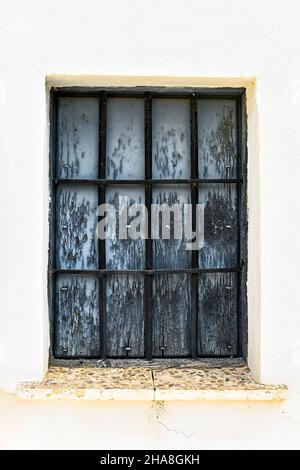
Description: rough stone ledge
xmin=16 ymin=366 xmax=287 ymax=401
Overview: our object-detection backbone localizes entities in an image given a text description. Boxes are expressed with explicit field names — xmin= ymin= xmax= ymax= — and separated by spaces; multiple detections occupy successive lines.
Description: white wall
xmin=0 ymin=0 xmax=300 ymax=449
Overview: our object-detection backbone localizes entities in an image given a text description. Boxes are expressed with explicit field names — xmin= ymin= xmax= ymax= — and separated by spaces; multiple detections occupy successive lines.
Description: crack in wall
xmin=155 ymin=420 xmax=197 ymax=440
xmin=151 ymin=370 xmax=156 ymax=401
xmin=152 ymin=397 xmax=198 ymax=439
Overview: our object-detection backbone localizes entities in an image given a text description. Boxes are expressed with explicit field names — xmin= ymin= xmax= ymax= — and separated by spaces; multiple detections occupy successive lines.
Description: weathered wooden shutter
xmin=197 ymin=100 xmax=238 ymax=356
xmin=55 ymin=97 xmax=100 ymax=357
xmin=52 ymin=92 xmax=242 ymax=359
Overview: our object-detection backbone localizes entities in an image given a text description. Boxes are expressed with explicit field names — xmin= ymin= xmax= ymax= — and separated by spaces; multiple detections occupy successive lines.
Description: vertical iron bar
xmin=99 ymin=92 xmax=107 ymax=358
xmin=50 ymin=91 xmax=58 ymax=359
xmin=236 ymin=97 xmax=243 ymax=357
xmin=145 ymin=93 xmax=153 ymax=360
xmin=190 ymin=93 xmax=199 ymax=358
xmin=241 ymin=92 xmax=248 ymax=359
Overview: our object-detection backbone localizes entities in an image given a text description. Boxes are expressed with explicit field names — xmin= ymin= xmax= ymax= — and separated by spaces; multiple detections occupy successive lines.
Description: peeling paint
xmin=56 ymin=185 xmax=98 ymax=269
xmin=106 ymin=275 xmax=144 ymax=357
xmin=199 ymin=184 xmax=238 ymax=268
xmin=57 ymin=97 xmax=98 ymax=179
xmin=55 ymin=275 xmax=100 ymax=357
xmin=153 ymin=274 xmax=191 ymax=357
xmin=106 ymin=98 xmax=145 ymax=179
xmin=152 ymin=99 xmax=190 ymax=179
xmin=106 ymin=186 xmax=145 ymax=270
xmin=198 ymin=272 xmax=238 ymax=356
xmin=198 ymin=100 xmax=237 ymax=179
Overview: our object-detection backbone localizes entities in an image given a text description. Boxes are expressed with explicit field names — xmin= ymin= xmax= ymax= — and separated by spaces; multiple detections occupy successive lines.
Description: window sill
xmin=16 ymin=363 xmax=287 ymax=402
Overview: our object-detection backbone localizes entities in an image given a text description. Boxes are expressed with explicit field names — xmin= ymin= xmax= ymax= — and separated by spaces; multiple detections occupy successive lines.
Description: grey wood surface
xmin=198 ymin=272 xmax=238 ymax=356
xmin=55 ymin=275 xmax=100 ymax=357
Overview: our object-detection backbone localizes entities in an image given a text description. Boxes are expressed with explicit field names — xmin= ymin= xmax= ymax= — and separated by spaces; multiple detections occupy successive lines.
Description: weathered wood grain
xmin=197 ymin=100 xmax=237 ymax=179
xmin=198 ymin=272 xmax=238 ymax=356
xmin=56 ymin=184 xmax=98 ymax=269
xmin=57 ymin=97 xmax=99 ymax=179
xmin=198 ymin=183 xmax=238 ymax=268
xmin=103 ymin=98 xmax=146 ymax=358
xmin=106 ymin=275 xmax=144 ymax=357
xmin=152 ymin=274 xmax=191 ymax=357
xmin=105 ymin=187 xmax=145 ymax=356
xmin=55 ymin=275 xmax=100 ymax=357
xmin=105 ymin=186 xmax=145 ymax=269
xmin=151 ymin=100 xmax=192 ymax=357
xmin=106 ymin=98 xmax=145 ymax=180
xmin=53 ymin=93 xmax=244 ymax=362
xmin=152 ymin=185 xmax=191 ymax=269
xmin=152 ymin=99 xmax=191 ymax=179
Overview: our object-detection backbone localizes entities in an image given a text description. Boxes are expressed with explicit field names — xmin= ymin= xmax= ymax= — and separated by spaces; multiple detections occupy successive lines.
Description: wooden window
xmin=49 ymin=88 xmax=247 ymax=361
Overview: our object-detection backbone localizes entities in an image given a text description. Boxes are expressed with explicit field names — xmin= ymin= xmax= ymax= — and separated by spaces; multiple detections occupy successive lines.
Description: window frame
xmin=48 ymin=86 xmax=248 ymax=364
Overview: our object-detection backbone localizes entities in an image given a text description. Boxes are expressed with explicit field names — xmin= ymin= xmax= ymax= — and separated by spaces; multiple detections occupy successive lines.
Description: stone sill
xmin=16 ymin=364 xmax=287 ymax=401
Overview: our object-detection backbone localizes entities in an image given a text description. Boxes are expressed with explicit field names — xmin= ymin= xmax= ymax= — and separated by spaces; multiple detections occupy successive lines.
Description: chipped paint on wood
xmin=56 ymin=185 xmax=98 ymax=269
xmin=55 ymin=275 xmax=100 ymax=357
xmin=106 ymin=186 xmax=145 ymax=269
xmin=106 ymin=275 xmax=144 ymax=357
xmin=198 ymin=272 xmax=238 ymax=356
xmin=198 ymin=183 xmax=238 ymax=268
xmin=152 ymin=185 xmax=191 ymax=269
xmin=106 ymin=98 xmax=145 ymax=179
xmin=152 ymin=99 xmax=190 ymax=179
xmin=57 ymin=97 xmax=99 ymax=179
xmin=153 ymin=274 xmax=191 ymax=357
xmin=198 ymin=100 xmax=237 ymax=179
xmin=52 ymin=92 xmax=245 ymax=362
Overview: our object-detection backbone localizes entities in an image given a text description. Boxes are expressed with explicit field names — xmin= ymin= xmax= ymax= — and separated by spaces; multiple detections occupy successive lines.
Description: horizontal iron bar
xmin=52 ymin=354 xmax=241 ymax=362
xmin=54 ymin=267 xmax=241 ymax=275
xmin=52 ymin=86 xmax=246 ymax=98
xmin=55 ymin=178 xmax=242 ymax=185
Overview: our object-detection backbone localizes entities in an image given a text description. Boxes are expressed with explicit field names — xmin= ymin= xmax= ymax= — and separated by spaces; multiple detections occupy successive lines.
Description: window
xmin=49 ymin=88 xmax=247 ymax=361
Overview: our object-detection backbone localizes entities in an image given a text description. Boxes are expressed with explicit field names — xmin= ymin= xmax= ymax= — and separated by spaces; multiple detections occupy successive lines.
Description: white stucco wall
xmin=0 ymin=0 xmax=299 ymax=449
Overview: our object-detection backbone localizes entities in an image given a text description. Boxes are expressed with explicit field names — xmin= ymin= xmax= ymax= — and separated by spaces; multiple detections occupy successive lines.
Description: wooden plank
xmin=152 ymin=185 xmax=192 ymax=355
xmin=57 ymin=97 xmax=99 ymax=179
xmin=105 ymin=187 xmax=145 ymax=357
xmin=106 ymin=98 xmax=145 ymax=180
xmin=152 ymin=99 xmax=190 ymax=179
xmin=54 ymin=275 xmax=100 ymax=357
xmin=198 ymin=183 xmax=238 ymax=268
xmin=198 ymin=272 xmax=238 ymax=356
xmin=152 ymin=185 xmax=191 ymax=269
xmin=152 ymin=273 xmax=191 ymax=357
xmin=198 ymin=100 xmax=237 ymax=179
xmin=105 ymin=98 xmax=146 ymax=358
xmin=56 ymin=184 xmax=98 ymax=269
xmin=105 ymin=186 xmax=145 ymax=269
xmin=151 ymin=99 xmax=192 ymax=358
xmin=106 ymin=275 xmax=144 ymax=357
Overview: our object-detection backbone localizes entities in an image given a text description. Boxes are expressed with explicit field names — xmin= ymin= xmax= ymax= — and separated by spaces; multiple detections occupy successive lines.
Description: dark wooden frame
xmin=48 ymin=86 xmax=248 ymax=365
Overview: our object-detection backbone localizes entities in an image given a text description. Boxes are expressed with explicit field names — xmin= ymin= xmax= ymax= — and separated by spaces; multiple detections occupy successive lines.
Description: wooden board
xmin=152 ymin=99 xmax=190 ymax=179
xmin=106 ymin=98 xmax=145 ymax=179
xmin=198 ymin=183 xmax=238 ymax=268
xmin=55 ymin=275 xmax=100 ymax=357
xmin=56 ymin=184 xmax=98 ymax=269
xmin=152 ymin=185 xmax=191 ymax=269
xmin=197 ymin=99 xmax=237 ymax=179
xmin=198 ymin=272 xmax=238 ymax=356
xmin=57 ymin=97 xmax=99 ymax=179
xmin=105 ymin=186 xmax=145 ymax=269
xmin=152 ymin=273 xmax=191 ymax=357
xmin=106 ymin=275 xmax=144 ymax=357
